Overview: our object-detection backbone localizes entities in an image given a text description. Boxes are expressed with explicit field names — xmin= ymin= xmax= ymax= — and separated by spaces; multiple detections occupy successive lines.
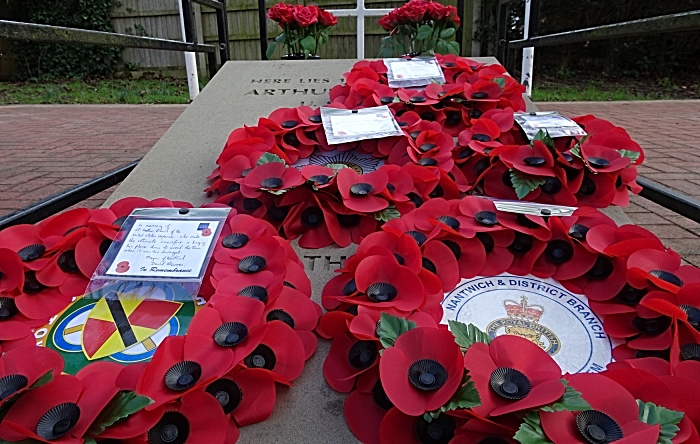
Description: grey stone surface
xmin=104 ymin=58 xmax=629 ymax=443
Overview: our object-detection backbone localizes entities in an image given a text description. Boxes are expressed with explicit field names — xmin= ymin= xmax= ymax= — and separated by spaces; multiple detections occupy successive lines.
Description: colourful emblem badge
xmin=35 ymin=281 xmax=204 ymax=374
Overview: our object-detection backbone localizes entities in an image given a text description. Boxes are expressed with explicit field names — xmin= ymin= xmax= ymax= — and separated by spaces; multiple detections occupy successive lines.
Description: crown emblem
xmin=503 ymin=296 xmax=544 ymax=322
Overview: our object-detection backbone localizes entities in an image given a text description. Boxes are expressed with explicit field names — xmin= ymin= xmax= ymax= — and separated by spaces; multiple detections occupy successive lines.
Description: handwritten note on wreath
xmin=105 ymin=219 xmax=220 ymax=279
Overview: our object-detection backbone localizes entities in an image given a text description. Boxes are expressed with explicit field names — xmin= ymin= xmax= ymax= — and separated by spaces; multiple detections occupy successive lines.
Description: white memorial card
xmin=515 ymin=111 xmax=587 ymax=140
xmin=386 ymin=57 xmax=445 ymax=88
xmin=105 ymin=219 xmax=220 ymax=279
xmin=321 ymin=105 xmax=404 ymax=145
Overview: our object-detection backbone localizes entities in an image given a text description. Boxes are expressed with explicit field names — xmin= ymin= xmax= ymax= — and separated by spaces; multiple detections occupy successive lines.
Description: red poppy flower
xmin=532 ymin=217 xmax=598 ymax=281
xmin=280 ymin=189 xmax=334 ymax=249
xmin=0 ymin=346 xmax=64 ymax=408
xmin=0 ymin=372 xmax=118 ymax=443
xmin=210 ymin=262 xmax=283 ymax=305
xmin=0 ymin=317 xmax=35 ymax=352
xmin=451 ymin=416 xmax=519 ymax=443
xmin=345 ymin=369 xmax=391 ymax=444
xmin=613 ymin=166 xmax=642 ymax=207
xmin=499 ymin=141 xmax=556 ymax=177
xmin=574 ymin=170 xmax=617 ymax=208
xmin=483 ymin=161 xmax=542 ymax=201
xmin=421 ymin=240 xmax=461 ymax=292
xmin=300 ymin=164 xmax=337 ymax=188
xmin=359 ymin=231 xmax=423 ymax=274
xmin=138 ymin=390 xmax=228 ymax=444
xmin=136 ymin=333 xmax=235 ymax=410
xmin=188 ymin=295 xmax=268 ymax=363
xmin=238 ymin=161 xmax=304 ymax=198
xmin=337 ymin=168 xmax=390 ymax=213
xmin=324 ymin=331 xmax=380 ymax=393
xmin=212 ymin=235 xmax=287 ymax=283
xmin=14 ymin=273 xmax=72 ymax=321
xmin=341 ymin=256 xmax=426 ymax=312
xmin=602 ymin=367 xmax=697 ymax=443
xmin=324 ymin=201 xmax=378 ymax=248
xmin=540 ymin=372 xmax=661 ymax=444
xmin=580 ymin=142 xmax=632 ymax=173
xmin=464 ymin=79 xmax=503 ymax=102
xmin=0 ymin=224 xmax=50 ymax=271
xmin=458 ymin=118 xmax=503 ymax=153
xmin=397 ymin=88 xmax=439 ymax=106
xmin=380 ymin=327 xmax=462 ymax=415
xmin=243 ymin=319 xmax=305 ymax=383
xmin=203 ymin=365 xmax=278 ymax=438
xmin=627 ymin=248 xmax=700 ymax=294
xmin=414 ymin=198 xmax=475 ymax=239
xmin=322 ymin=272 xmax=359 ymax=311
xmin=457 ymin=196 xmax=510 ymax=233
xmin=0 ymin=248 xmax=24 ymax=293
xmin=264 ymin=286 xmax=321 ymax=360
xmin=464 ymin=335 xmax=564 ymax=417
xmin=282 ymin=258 xmax=312 ymax=298
xmin=379 ymin=407 xmax=463 ymax=444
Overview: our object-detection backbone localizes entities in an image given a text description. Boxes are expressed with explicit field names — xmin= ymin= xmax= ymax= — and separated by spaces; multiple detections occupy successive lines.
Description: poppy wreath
xmin=0 ymin=197 xmax=320 ymax=443
xmin=206 ymin=55 xmax=644 ymax=249
xmin=318 ymin=195 xmax=700 ymax=443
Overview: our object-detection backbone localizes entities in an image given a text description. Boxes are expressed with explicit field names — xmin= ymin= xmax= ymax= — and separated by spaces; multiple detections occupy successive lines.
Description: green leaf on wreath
xmin=510 ymin=170 xmax=546 ymax=200
xmin=448 ymin=320 xmax=491 ymax=352
xmin=569 ymin=144 xmax=581 ymax=159
xmin=540 ymin=380 xmax=591 ymax=413
xmin=257 ymin=152 xmax=286 ymax=166
xmin=440 ymin=28 xmax=455 ymax=39
xmin=301 ymin=35 xmax=317 ymax=53
xmin=637 ymin=400 xmax=684 ymax=444
xmin=533 ymin=129 xmax=554 ymax=147
xmin=440 ymin=373 xmax=481 ymax=411
xmin=417 ymin=24 xmax=433 ymax=40
xmin=325 ymin=163 xmax=349 ymax=173
xmin=374 ymin=205 xmax=400 ymax=222
xmin=266 ymin=40 xmax=277 ymax=59
xmin=88 ymin=391 xmax=154 ymax=435
xmin=618 ymin=149 xmax=641 ymax=162
xmin=84 ymin=438 xmax=98 ymax=444
xmin=377 ymin=313 xmax=417 ymax=349
xmin=493 ymin=77 xmax=506 ymax=89
xmin=423 ymin=412 xmax=434 ymax=423
xmin=514 ymin=411 xmax=554 ymax=444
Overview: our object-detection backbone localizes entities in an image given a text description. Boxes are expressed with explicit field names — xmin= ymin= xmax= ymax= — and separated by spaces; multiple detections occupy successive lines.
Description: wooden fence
xmin=111 ymin=0 xmax=460 ymax=74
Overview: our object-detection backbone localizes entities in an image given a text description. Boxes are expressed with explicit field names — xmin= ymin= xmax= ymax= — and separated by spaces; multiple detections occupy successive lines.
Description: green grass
xmin=532 ymin=84 xmax=669 ymax=101
xmin=0 ymin=78 xmax=194 ymax=105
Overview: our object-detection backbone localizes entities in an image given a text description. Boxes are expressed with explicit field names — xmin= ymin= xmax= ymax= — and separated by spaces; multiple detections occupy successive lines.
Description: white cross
xmin=327 ymin=0 xmax=394 ymax=59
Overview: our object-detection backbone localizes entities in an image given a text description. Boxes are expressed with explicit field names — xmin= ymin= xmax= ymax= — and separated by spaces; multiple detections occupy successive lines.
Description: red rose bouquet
xmin=378 ymin=0 xmax=461 ymax=57
xmin=266 ymin=3 xmax=338 ymax=59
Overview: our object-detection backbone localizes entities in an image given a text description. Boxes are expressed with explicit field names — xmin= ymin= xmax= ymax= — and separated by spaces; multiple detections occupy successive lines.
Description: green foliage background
xmin=10 ymin=0 xmax=122 ymax=79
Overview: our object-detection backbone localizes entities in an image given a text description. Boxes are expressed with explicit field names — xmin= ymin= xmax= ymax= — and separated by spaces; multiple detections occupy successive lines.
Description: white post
xmin=328 ymin=2 xmax=393 ymax=60
xmin=178 ymin=0 xmax=200 ymax=101
xmin=521 ymin=0 xmax=534 ymax=97
xmin=356 ymin=0 xmax=365 ymax=59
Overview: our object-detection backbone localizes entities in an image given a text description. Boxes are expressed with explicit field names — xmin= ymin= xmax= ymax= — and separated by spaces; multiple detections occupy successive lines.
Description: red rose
xmin=293 ymin=5 xmax=318 ymax=27
xmin=267 ymin=3 xmax=294 ymax=24
xmin=424 ymin=1 xmax=443 ymax=20
xmin=319 ymin=9 xmax=338 ymax=27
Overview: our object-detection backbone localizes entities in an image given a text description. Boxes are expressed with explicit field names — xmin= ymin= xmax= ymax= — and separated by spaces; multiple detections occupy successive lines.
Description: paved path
xmin=1 ymin=101 xmax=698 ymax=265
xmin=538 ymin=101 xmax=700 ymax=266
xmin=0 ymin=105 xmax=187 ymax=214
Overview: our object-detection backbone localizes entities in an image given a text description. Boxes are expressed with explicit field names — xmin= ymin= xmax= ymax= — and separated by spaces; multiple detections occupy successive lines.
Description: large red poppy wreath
xmin=0 ymin=197 xmax=320 ymax=443
xmin=320 ymin=196 xmax=700 ymax=444
xmin=206 ymin=54 xmax=644 ymax=248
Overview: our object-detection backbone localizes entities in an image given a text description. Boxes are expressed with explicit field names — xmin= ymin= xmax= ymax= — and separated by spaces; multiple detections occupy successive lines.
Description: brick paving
xmin=537 ymin=100 xmax=700 ymax=266
xmin=0 ymin=105 xmax=187 ymax=215
xmin=1 ymin=101 xmax=699 ymax=265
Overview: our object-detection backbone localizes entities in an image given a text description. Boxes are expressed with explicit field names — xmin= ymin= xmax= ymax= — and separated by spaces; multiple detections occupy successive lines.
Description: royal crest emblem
xmin=486 ymin=296 xmax=561 ymax=355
